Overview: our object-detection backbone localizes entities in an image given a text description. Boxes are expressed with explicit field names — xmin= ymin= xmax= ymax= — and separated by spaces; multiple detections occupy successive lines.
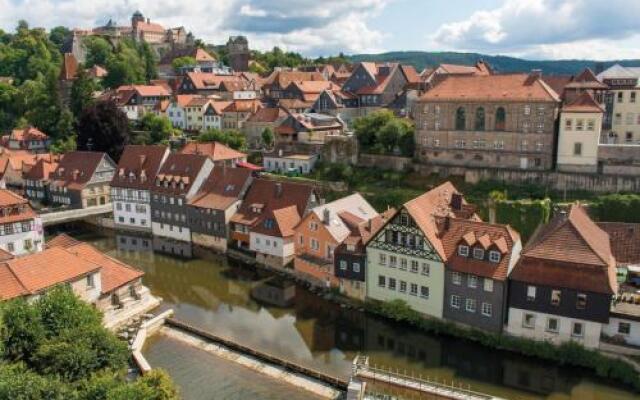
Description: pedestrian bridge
xmin=40 ymin=204 xmax=112 ymax=226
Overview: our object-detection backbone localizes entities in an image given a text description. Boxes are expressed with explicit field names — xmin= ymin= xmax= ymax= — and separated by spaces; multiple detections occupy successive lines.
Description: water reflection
xmin=73 ymin=229 xmax=638 ymax=400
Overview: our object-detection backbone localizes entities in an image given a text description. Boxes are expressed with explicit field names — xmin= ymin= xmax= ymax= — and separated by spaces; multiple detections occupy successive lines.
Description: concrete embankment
xmin=158 ymin=324 xmax=343 ymax=399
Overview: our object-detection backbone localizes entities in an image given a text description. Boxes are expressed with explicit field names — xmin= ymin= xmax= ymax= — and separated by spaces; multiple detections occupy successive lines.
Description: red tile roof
xmin=135 ymin=21 xmax=165 ymax=33
xmin=562 ymin=92 xmax=604 ymax=113
xmin=247 ymin=107 xmax=289 ymax=123
xmin=597 ymin=222 xmax=640 ymax=266
xmin=223 ymin=99 xmax=262 ymax=113
xmin=511 ymin=204 xmax=618 ymax=294
xmin=179 ymin=142 xmax=246 ymax=162
xmin=10 ymin=126 xmax=49 ymax=142
xmin=153 ymin=153 xmax=209 ymax=196
xmin=188 ymin=167 xmax=252 ymax=210
xmin=421 ymin=73 xmax=560 ymax=102
xmin=264 ymin=71 xmax=326 ymax=89
xmin=52 ymin=151 xmax=110 ymax=191
xmin=111 ymin=145 xmax=169 ymax=190
xmin=194 ymin=48 xmax=216 ymax=62
xmin=116 ymin=84 xmax=170 ymax=97
xmin=22 ymin=158 xmax=58 ymax=181
xmin=439 ymin=218 xmax=520 ymax=281
xmin=185 ymin=72 xmax=245 ymax=91
xmin=0 ymin=189 xmax=36 ymax=224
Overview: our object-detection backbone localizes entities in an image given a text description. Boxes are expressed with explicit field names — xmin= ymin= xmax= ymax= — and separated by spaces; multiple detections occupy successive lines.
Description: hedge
xmin=365 ymin=299 xmax=640 ymax=392
xmin=591 ymin=194 xmax=640 ymax=223
xmin=495 ymin=198 xmax=551 ymax=241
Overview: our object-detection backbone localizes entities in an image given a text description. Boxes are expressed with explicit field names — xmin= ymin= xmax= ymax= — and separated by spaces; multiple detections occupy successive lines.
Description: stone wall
xmin=358 ymin=154 xmax=413 ymax=172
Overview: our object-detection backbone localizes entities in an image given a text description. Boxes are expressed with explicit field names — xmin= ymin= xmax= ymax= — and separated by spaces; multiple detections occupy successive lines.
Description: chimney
xmin=323 ymin=208 xmax=331 ymax=224
xmin=531 ymin=69 xmax=542 ymax=79
xmin=275 ymin=182 xmax=282 ymax=197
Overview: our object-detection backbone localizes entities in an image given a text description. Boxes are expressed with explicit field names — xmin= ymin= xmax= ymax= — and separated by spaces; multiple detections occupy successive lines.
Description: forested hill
xmin=348 ymin=51 xmax=640 ymax=75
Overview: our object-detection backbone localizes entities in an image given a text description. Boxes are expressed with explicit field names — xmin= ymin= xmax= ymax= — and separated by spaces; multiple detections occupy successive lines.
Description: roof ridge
xmin=4 ymin=262 xmax=28 ymax=295
xmin=567 ymin=208 xmax=611 ymax=266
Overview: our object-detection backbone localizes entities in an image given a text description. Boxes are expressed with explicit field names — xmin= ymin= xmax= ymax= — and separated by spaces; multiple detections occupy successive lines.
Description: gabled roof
xmin=352 ymin=62 xmax=402 ymax=95
xmin=420 ymin=73 xmax=560 ymax=103
xmin=188 ymin=167 xmax=252 ymax=210
xmin=153 ymin=153 xmax=209 ymax=195
xmin=179 ymin=141 xmax=246 ymax=162
xmin=231 ymin=178 xmax=315 ymax=238
xmin=223 ymin=99 xmax=262 ymax=113
xmin=52 ymin=151 xmax=111 ymax=190
xmin=185 ymin=72 xmax=244 ymax=90
xmin=440 ymin=218 xmax=520 ymax=281
xmin=116 ymin=84 xmax=170 ymax=97
xmin=10 ymin=126 xmax=48 ymax=142
xmin=194 ymin=48 xmax=216 ymax=62
xmin=264 ymin=71 xmax=326 ymax=89
xmin=247 ymin=107 xmax=289 ymax=123
xmin=403 ymin=182 xmax=479 ymax=260
xmin=135 ymin=20 xmax=165 ymax=33
xmin=22 ymin=158 xmax=58 ymax=181
xmin=309 ymin=193 xmax=379 ymax=243
xmin=566 ymin=68 xmax=608 ymax=90
xmin=597 ymin=222 xmax=640 ymax=266
xmin=511 ymin=204 xmax=617 ymax=294
xmin=205 ymin=101 xmax=233 ymax=115
xmin=0 ymin=189 xmax=36 ymax=224
xmin=111 ymin=145 xmax=168 ymax=190
xmin=562 ymin=92 xmax=604 ymax=113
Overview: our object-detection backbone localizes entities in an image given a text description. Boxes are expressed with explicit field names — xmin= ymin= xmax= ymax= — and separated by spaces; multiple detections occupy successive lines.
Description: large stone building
xmin=597 ymin=64 xmax=640 ymax=144
xmin=227 ymin=36 xmax=250 ymax=72
xmin=415 ymin=72 xmax=561 ymax=171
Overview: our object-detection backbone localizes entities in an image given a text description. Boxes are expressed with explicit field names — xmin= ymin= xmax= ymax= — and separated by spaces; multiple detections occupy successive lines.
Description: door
xmin=520 ymin=157 xmax=528 ymax=169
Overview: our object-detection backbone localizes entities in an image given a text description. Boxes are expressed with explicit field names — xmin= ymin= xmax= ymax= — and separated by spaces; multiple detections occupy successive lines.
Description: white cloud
xmin=430 ymin=0 xmax=640 ymax=60
xmin=0 ymin=0 xmax=389 ymax=55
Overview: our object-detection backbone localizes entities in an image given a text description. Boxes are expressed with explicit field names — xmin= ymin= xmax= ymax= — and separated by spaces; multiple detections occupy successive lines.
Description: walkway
xmin=40 ymin=204 xmax=112 ymax=226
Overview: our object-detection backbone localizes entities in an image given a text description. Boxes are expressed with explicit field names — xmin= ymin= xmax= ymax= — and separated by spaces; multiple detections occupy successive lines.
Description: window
xmin=421 ymin=263 xmax=430 ymax=276
xmin=473 ymin=248 xmax=484 ymax=260
xmin=617 ymin=92 xmax=623 ymax=103
xmin=311 ymin=238 xmax=319 ymax=250
xmin=400 ymin=258 xmax=407 ymax=270
xmin=339 ymin=260 xmax=347 ymax=270
xmin=475 ymin=107 xmax=485 ymax=131
xmin=631 ymin=92 xmax=637 ymax=103
xmin=546 ymin=318 xmax=559 ymax=333
xmin=619 ymin=322 xmax=631 ymax=335
xmin=551 ymin=290 xmax=561 ymax=306
xmin=455 ymin=107 xmax=466 ymax=130
xmin=524 ymin=105 xmax=531 ymax=115
xmin=468 ymin=275 xmax=478 ymax=288
xmin=523 ymin=313 xmax=535 ymax=328
xmin=379 ymin=253 xmax=386 ymax=265
xmin=309 ymin=221 xmax=318 ymax=231
xmin=574 ymin=142 xmax=582 ymax=156
xmin=587 ymin=120 xmax=595 ymax=131
xmin=495 ymin=107 xmax=506 ymax=131
xmin=481 ymin=303 xmax=492 ymax=317
xmin=353 ymin=263 xmax=360 ymax=273
xmin=399 ymin=281 xmax=407 ymax=293
xmin=527 ymin=286 xmax=536 ymax=301
xmin=411 ymin=260 xmax=419 ymax=273
xmin=452 ymin=272 xmax=462 ymax=285
xmin=299 ymin=235 xmax=304 ymax=245
xmin=572 ymin=322 xmax=584 ymax=337
xmin=576 ymin=119 xmax=584 ymax=131
xmin=489 ymin=251 xmax=501 ymax=263
xmin=565 ymin=119 xmax=573 ymax=131
xmin=389 ymin=255 xmax=397 ymax=268
xmin=86 ymin=274 xmax=95 ymax=288
xmin=378 ymin=275 xmax=386 ymax=287
xmin=388 ymin=278 xmax=396 ymax=290
xmin=458 ymin=245 xmax=469 ymax=257
xmin=420 ymin=286 xmax=429 ymax=299
xmin=116 ymin=202 xmax=122 ymax=211
xmin=24 ymin=239 xmax=32 ymax=250
xmin=451 ymin=295 xmax=461 ymax=309
xmin=576 ymin=293 xmax=587 ymax=309
xmin=484 ymin=278 xmax=494 ymax=292
xmin=465 ymin=298 xmax=476 ymax=313
xmin=410 ymin=283 xmax=418 ymax=296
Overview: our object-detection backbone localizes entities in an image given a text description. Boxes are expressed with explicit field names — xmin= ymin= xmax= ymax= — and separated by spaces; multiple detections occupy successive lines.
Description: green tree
xmin=50 ymin=134 xmax=77 ymax=154
xmin=84 ymin=36 xmax=113 ymax=68
xmin=76 ymin=100 xmax=130 ymax=161
xmin=103 ymin=40 xmax=147 ymax=88
xmin=261 ymin=127 xmax=274 ymax=148
xmin=139 ymin=113 xmax=175 ymax=144
xmin=48 ymin=26 xmax=71 ymax=53
xmin=139 ymin=42 xmax=158 ymax=82
xmin=70 ymin=68 xmax=98 ymax=118
xmin=353 ymin=109 xmax=394 ymax=151
xmin=197 ymin=128 xmax=246 ymax=151
xmin=171 ymin=56 xmax=196 ymax=71
xmin=1 ymin=299 xmax=45 ymax=362
xmin=0 ymin=82 xmax=18 ymax=131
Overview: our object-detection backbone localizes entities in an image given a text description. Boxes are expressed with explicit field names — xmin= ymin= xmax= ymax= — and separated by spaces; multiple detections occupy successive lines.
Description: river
xmin=67 ymin=228 xmax=637 ymax=400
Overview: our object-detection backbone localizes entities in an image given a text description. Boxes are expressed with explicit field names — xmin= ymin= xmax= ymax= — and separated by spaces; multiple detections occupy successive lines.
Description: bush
xmin=495 ymin=198 xmax=551 ymax=241
xmin=591 ymin=194 xmax=640 ymax=222
xmin=366 ymin=299 xmax=640 ymax=392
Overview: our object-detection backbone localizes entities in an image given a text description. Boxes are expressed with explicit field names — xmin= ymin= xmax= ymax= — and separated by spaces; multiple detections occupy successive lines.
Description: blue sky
xmin=1 ymin=0 xmax=639 ymax=60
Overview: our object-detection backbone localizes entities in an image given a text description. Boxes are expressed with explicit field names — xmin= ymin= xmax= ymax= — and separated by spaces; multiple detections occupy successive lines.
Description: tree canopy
xmin=354 ymin=110 xmax=415 ymax=157
xmin=76 ymin=100 xmax=131 ymax=161
xmin=137 ymin=113 xmax=177 ymax=145
xmin=197 ymin=128 xmax=246 ymax=151
xmin=0 ymin=286 xmax=179 ymax=399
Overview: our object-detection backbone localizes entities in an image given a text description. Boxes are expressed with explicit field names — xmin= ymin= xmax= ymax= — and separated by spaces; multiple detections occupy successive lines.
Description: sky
xmin=1 ymin=0 xmax=640 ymax=60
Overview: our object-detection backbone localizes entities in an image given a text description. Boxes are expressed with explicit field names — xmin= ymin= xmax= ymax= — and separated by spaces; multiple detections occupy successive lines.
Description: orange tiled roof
xmin=597 ymin=222 xmax=640 ymax=266
xmin=510 ymin=204 xmax=618 ymax=294
xmin=247 ymin=107 xmax=289 ymax=123
xmin=116 ymin=84 xmax=170 ymax=97
xmin=420 ymin=73 xmax=560 ymax=102
xmin=194 ymin=48 xmax=216 ymax=62
xmin=135 ymin=21 xmax=165 ymax=33
xmin=562 ymin=92 xmax=604 ymax=113
xmin=186 ymin=72 xmax=244 ymax=90
xmin=188 ymin=167 xmax=252 ymax=210
xmin=10 ymin=126 xmax=49 ymax=142
xmin=51 ymin=151 xmax=109 ymax=191
xmin=111 ymin=145 xmax=168 ymax=190
xmin=179 ymin=141 xmax=246 ymax=161
xmin=22 ymin=158 xmax=58 ymax=181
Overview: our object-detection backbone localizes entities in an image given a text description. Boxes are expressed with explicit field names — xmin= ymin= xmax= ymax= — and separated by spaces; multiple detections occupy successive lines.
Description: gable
xmin=343 ymin=64 xmax=376 ymax=92
xmin=367 ymin=207 xmax=442 ymax=262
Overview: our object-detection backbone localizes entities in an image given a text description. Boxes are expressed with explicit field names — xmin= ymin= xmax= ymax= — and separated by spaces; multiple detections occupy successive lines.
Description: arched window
xmin=475 ymin=107 xmax=485 ymax=131
xmin=455 ymin=107 xmax=466 ymax=130
xmin=495 ymin=107 xmax=506 ymax=131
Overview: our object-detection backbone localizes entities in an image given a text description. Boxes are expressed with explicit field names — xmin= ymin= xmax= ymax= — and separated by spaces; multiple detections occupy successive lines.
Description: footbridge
xmin=40 ymin=204 xmax=112 ymax=226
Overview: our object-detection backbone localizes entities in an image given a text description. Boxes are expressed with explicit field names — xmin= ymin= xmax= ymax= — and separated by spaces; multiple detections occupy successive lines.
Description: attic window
xmin=264 ymin=219 xmax=275 ymax=229
xmin=473 ymin=248 xmax=484 ymax=260
xmin=489 ymin=251 xmax=501 ymax=263
xmin=458 ymin=245 xmax=469 ymax=257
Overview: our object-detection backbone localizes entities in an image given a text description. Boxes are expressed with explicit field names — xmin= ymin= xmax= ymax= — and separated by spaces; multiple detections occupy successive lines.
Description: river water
xmin=69 ymin=228 xmax=637 ymax=400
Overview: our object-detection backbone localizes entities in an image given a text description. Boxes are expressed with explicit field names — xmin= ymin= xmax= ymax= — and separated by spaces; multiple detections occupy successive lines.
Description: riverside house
xmin=293 ymin=193 xmax=378 ymax=290
xmin=366 ymin=182 xmax=477 ymax=319
xmin=49 ymin=151 xmax=116 ymax=208
xmin=187 ymin=167 xmax=253 ymax=252
xmin=230 ymin=179 xmax=318 ymax=268
xmin=150 ymin=153 xmax=214 ymax=247
xmin=179 ymin=141 xmax=247 ymax=166
xmin=440 ymin=217 xmax=522 ymax=333
xmin=111 ymin=145 xmax=170 ymax=232
xmin=506 ymin=205 xmax=618 ymax=349
xmin=0 ymin=189 xmax=44 ymax=256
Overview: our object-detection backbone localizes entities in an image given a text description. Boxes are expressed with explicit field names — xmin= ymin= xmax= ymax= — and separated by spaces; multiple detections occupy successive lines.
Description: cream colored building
xmin=597 ymin=65 xmax=640 ymax=144
xmin=556 ymin=92 xmax=604 ymax=173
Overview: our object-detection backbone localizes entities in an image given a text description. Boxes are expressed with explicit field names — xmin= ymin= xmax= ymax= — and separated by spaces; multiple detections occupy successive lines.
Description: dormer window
xmin=473 ymin=248 xmax=484 ymax=260
xmin=489 ymin=251 xmax=501 ymax=263
xmin=264 ymin=219 xmax=275 ymax=229
xmin=458 ymin=245 xmax=469 ymax=257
